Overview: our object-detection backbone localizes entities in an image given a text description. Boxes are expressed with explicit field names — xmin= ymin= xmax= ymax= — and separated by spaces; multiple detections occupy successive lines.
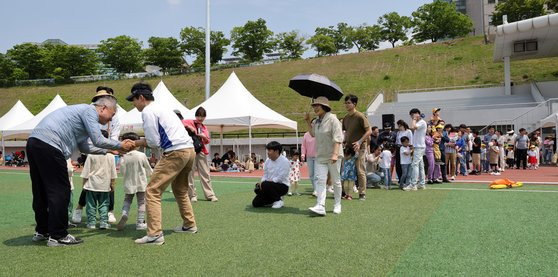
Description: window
xmin=513 ymin=40 xmax=538 ymax=53
xmin=514 ymin=42 xmax=525 ymax=52
xmin=525 ymin=40 xmax=538 ymax=51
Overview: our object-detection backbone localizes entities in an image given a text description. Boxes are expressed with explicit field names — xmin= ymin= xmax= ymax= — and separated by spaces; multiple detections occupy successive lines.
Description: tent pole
xmin=248 ymin=117 xmax=252 ymax=158
xmin=220 ymin=125 xmax=223 ymax=155
xmin=295 ymin=129 xmax=299 ymax=152
xmin=1 ymin=132 xmax=5 ymax=166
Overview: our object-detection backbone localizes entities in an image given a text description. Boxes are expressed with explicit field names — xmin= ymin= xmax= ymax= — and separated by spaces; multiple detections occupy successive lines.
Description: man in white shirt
xmin=252 ymin=141 xmax=290 ymax=209
xmin=408 ymin=108 xmax=427 ymax=190
xmin=127 ymin=83 xmax=198 ymax=246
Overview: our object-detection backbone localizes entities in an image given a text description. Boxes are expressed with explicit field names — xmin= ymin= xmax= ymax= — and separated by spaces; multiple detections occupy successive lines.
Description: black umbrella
xmin=288 ymin=73 xmax=344 ymax=101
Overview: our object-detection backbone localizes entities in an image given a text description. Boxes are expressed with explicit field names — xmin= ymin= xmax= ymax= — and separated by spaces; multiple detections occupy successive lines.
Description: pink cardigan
xmin=301 ymin=131 xmax=316 ymax=159
xmin=182 ymin=119 xmax=210 ymax=155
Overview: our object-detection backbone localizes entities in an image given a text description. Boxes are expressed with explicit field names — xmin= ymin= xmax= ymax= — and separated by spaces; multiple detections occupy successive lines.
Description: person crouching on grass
xmin=117 ymin=132 xmax=153 ymax=231
xmin=252 ymin=141 xmax=290 ymax=208
xmin=127 ymin=83 xmax=198 ymax=246
xmin=80 ymin=130 xmax=117 ymax=230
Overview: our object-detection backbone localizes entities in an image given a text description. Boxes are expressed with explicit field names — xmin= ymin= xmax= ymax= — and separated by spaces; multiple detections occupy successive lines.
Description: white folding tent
xmin=540 ymin=112 xmax=558 ymax=139
xmin=185 ymin=71 xmax=298 ymax=155
xmin=0 ymin=100 xmax=34 ymax=162
xmin=119 ymin=107 xmax=144 ymax=134
xmin=3 ymin=94 xmax=67 ymax=140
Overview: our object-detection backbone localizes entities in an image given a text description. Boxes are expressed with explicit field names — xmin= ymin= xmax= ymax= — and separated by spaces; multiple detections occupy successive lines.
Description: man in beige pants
xmin=127 ymin=83 xmax=198 ymax=246
xmin=183 ymin=107 xmax=218 ymax=202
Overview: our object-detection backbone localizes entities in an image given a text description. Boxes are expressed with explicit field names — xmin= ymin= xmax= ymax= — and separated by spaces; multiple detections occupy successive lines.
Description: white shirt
xmin=261 ymin=155 xmax=290 ymax=186
xmin=396 ymin=130 xmax=413 ymax=145
xmin=379 ymin=149 xmax=392 ymax=169
xmin=412 ymin=120 xmax=427 ymax=148
xmin=81 ymin=153 xmax=116 ymax=192
xmin=142 ymin=102 xmax=193 ymax=151
xmin=120 ymin=150 xmax=153 ymax=194
xmin=400 ymin=146 xmax=412 ymax=165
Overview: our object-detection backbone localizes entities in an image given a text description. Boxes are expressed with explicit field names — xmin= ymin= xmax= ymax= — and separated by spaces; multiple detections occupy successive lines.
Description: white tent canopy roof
xmin=119 ymin=107 xmax=144 ymax=134
xmin=0 ymin=100 xmax=34 ymax=132
xmin=540 ymin=112 xmax=558 ymax=128
xmin=186 ymin=71 xmax=297 ymax=132
xmin=152 ymin=81 xmax=189 ymax=116
xmin=3 ymin=94 xmax=67 ymax=139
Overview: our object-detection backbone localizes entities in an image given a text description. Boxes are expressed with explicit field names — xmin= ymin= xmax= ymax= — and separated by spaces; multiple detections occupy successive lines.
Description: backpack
xmin=186 ymin=123 xmax=203 ymax=154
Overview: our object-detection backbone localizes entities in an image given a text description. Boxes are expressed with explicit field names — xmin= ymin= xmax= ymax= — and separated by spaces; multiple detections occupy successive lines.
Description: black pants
xmin=79 ymin=189 xmax=114 ymax=211
xmin=27 ymin=138 xmax=70 ymax=239
xmin=516 ymin=149 xmax=528 ymax=169
xmin=440 ymin=151 xmax=448 ymax=181
xmin=395 ymin=146 xmax=402 ymax=181
xmin=252 ymin=181 xmax=288 ymax=207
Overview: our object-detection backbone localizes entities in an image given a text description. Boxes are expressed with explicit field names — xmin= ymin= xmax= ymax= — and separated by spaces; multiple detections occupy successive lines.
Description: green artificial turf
xmin=0 ymin=169 xmax=557 ymax=276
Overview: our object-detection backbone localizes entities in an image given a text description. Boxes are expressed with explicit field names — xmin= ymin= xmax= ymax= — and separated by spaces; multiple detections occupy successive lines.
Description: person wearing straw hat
xmin=304 ymin=96 xmax=343 ymax=216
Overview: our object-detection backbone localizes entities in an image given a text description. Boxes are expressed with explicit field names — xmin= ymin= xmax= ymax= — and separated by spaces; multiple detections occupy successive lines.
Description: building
xmin=446 ymin=0 xmax=500 ymax=39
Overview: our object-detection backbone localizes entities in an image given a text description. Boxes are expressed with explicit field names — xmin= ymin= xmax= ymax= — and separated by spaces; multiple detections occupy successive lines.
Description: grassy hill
xmin=1 ymin=36 xmax=557 ymax=131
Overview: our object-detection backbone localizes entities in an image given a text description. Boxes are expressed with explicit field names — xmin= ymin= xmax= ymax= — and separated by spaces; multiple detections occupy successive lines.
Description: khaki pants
xmin=356 ymin=148 xmax=367 ymax=195
xmin=146 ymin=148 xmax=196 ymax=236
xmin=187 ymin=152 xmax=216 ymax=200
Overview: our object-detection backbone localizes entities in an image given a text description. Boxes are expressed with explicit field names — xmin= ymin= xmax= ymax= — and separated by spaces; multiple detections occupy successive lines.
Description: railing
xmin=479 ymin=98 xmax=558 ymax=134
xmin=210 ymin=131 xmax=300 ymax=139
xmin=396 ymin=83 xmax=502 ymax=94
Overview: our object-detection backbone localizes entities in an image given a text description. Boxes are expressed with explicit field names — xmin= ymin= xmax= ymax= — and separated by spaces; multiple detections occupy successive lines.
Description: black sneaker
xmin=47 ymin=234 xmax=83 ymax=247
xmin=442 ymin=179 xmax=451 ymax=183
xmin=358 ymin=194 xmax=366 ymax=201
xmin=32 ymin=232 xmax=49 ymax=242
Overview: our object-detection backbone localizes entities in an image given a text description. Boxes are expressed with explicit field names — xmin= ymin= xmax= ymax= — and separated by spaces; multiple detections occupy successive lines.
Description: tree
xmin=180 ymin=26 xmax=230 ymax=69
xmin=143 ymin=37 xmax=184 ymax=72
xmin=306 ymin=34 xmax=337 ymax=57
xmin=491 ymin=0 xmax=546 ymax=26
xmin=0 ymin=53 xmax=15 ymax=79
xmin=378 ymin=12 xmax=412 ymax=48
xmin=230 ymin=18 xmax=275 ymax=62
xmin=548 ymin=0 xmax=558 ymax=12
xmin=314 ymin=23 xmax=353 ymax=53
xmin=412 ymin=0 xmax=473 ymax=43
xmin=6 ymin=43 xmax=47 ymax=79
xmin=348 ymin=24 xmax=383 ymax=52
xmin=275 ymin=31 xmax=307 ymax=59
xmin=97 ymin=35 xmax=143 ymax=73
xmin=42 ymin=44 xmax=98 ymax=79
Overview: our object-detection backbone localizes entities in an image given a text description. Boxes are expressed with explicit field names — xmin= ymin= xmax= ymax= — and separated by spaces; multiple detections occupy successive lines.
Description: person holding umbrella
xmin=304 ymin=97 xmax=343 ymax=216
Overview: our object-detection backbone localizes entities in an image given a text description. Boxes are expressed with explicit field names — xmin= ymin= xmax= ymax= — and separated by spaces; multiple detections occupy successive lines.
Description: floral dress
xmin=289 ymin=159 xmax=302 ymax=183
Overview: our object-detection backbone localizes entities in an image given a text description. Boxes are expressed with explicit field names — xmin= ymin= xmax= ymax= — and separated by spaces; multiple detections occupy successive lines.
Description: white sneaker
xmin=173 ymin=225 xmax=198 ymax=233
xmin=108 ymin=212 xmax=116 ymax=223
xmin=135 ymin=234 xmax=165 ymax=245
xmin=117 ymin=214 xmax=128 ymax=231
xmin=327 ymin=187 xmax=334 ymax=194
xmin=333 ymin=204 xmax=341 ymax=214
xmin=71 ymin=209 xmax=82 ymax=224
xmin=353 ymin=186 xmax=358 ymax=193
xmin=32 ymin=232 xmax=48 ymax=242
xmin=309 ymin=204 xmax=326 ymax=216
xmin=403 ymin=186 xmax=412 ymax=191
xmin=136 ymin=223 xmax=147 ymax=230
xmin=86 ymin=224 xmax=96 ymax=229
xmin=271 ymin=200 xmax=284 ymax=209
xmin=411 ymin=186 xmax=418 ymax=191
xmin=190 ymin=197 xmax=198 ymax=203
xmin=287 ymin=192 xmax=293 ymax=196
xmin=490 ymin=171 xmax=495 ymax=175
xmin=99 ymin=222 xmax=111 ymax=229
xmin=451 ymin=176 xmax=456 ymax=180
xmin=417 ymin=185 xmax=426 ymax=190
xmin=494 ymin=172 xmax=501 ymax=176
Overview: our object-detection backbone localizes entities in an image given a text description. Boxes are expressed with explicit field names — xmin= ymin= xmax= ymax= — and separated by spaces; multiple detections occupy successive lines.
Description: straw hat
xmin=432 ymin=108 xmax=441 ymax=114
xmin=92 ymin=90 xmax=116 ymax=102
xmin=310 ymin=96 xmax=331 ymax=109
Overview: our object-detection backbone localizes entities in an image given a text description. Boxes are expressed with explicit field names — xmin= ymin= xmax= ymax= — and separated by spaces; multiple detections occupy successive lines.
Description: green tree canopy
xmin=6 ymin=43 xmax=47 ymax=79
xmin=230 ymin=18 xmax=275 ymax=63
xmin=412 ymin=0 xmax=473 ymax=42
xmin=42 ymin=44 xmax=98 ymax=79
xmin=491 ymin=0 xmax=547 ymax=26
xmin=143 ymin=37 xmax=184 ymax=72
xmin=180 ymin=26 xmax=230 ymax=69
xmin=275 ymin=30 xmax=307 ymax=59
xmin=378 ymin=12 xmax=412 ymax=48
xmin=314 ymin=23 xmax=354 ymax=53
xmin=306 ymin=34 xmax=337 ymax=57
xmin=548 ymin=0 xmax=558 ymax=12
xmin=348 ymin=24 xmax=383 ymax=52
xmin=97 ymin=35 xmax=143 ymax=73
xmin=0 ymin=53 xmax=15 ymax=80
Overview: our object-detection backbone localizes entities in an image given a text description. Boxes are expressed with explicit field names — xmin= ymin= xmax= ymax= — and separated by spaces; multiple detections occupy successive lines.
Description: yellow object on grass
xmin=489 ymin=179 xmax=523 ymax=189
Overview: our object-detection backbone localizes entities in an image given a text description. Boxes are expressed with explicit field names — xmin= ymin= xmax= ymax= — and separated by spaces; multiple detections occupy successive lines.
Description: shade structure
xmin=288 ymin=73 xmax=344 ymax=100
xmin=3 ymin=95 xmax=67 ymax=139
xmin=540 ymin=112 xmax=558 ymax=140
xmin=186 ymin=71 xmax=298 ymax=155
xmin=0 ymin=100 xmax=34 ymax=132
xmin=119 ymin=107 xmax=144 ymax=134
xmin=152 ymin=80 xmax=190 ymax=116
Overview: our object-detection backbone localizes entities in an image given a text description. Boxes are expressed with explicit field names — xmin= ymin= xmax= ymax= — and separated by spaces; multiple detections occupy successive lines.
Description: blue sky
xmin=0 ymin=0 xmax=432 ymax=56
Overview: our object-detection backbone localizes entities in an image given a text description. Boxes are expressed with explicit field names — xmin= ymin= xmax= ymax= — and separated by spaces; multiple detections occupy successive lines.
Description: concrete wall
xmin=535 ymin=81 xmax=558 ymax=99
xmin=396 ymin=83 xmax=531 ymax=103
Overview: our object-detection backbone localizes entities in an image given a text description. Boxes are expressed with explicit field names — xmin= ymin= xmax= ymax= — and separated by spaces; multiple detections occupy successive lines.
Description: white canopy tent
xmin=185 ymin=71 xmax=298 ymax=155
xmin=119 ymin=107 xmax=144 ymax=134
xmin=0 ymin=100 xmax=34 ymax=132
xmin=540 ymin=112 xmax=558 ymax=139
xmin=3 ymin=94 xmax=67 ymax=140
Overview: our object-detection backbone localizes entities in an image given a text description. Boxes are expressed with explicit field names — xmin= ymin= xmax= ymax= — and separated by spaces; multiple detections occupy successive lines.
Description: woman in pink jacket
xmin=301 ymin=118 xmax=317 ymax=196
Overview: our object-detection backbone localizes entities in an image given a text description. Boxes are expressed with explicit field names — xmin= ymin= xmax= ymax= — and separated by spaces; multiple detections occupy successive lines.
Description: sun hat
xmin=92 ymin=90 xmax=116 ymax=102
xmin=310 ymin=96 xmax=331 ymax=109
xmin=507 ymin=130 xmax=515 ymax=135
xmin=432 ymin=108 xmax=441 ymax=114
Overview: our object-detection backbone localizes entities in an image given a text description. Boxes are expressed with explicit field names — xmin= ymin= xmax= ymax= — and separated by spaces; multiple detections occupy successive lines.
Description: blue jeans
xmin=381 ymin=167 xmax=391 ymax=187
xmin=306 ymin=157 xmax=316 ymax=191
xmin=543 ymin=149 xmax=553 ymax=164
xmin=400 ymin=164 xmax=412 ymax=188
xmin=482 ymin=160 xmax=490 ymax=171
xmin=458 ymin=153 xmax=467 ymax=175
xmin=411 ymin=147 xmax=426 ymax=187
xmin=366 ymin=172 xmax=381 ymax=187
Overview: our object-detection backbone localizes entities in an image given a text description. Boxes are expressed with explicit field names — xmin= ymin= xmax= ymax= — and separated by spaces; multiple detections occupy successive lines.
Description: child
xmin=506 ymin=146 xmax=515 ymax=169
xmin=117 ymin=132 xmax=153 ymax=231
xmin=489 ymin=139 xmax=500 ymax=175
xmin=399 ymin=137 xmax=413 ymax=189
xmin=287 ymin=152 xmax=302 ymax=196
xmin=379 ymin=144 xmax=393 ymax=190
xmin=67 ymin=158 xmax=76 ymax=228
xmin=481 ymin=143 xmax=489 ymax=173
xmin=245 ymin=157 xmax=255 ymax=173
xmin=528 ymin=145 xmax=538 ymax=169
xmin=341 ymin=147 xmax=357 ymax=200
xmin=80 ymin=131 xmax=117 ymax=229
